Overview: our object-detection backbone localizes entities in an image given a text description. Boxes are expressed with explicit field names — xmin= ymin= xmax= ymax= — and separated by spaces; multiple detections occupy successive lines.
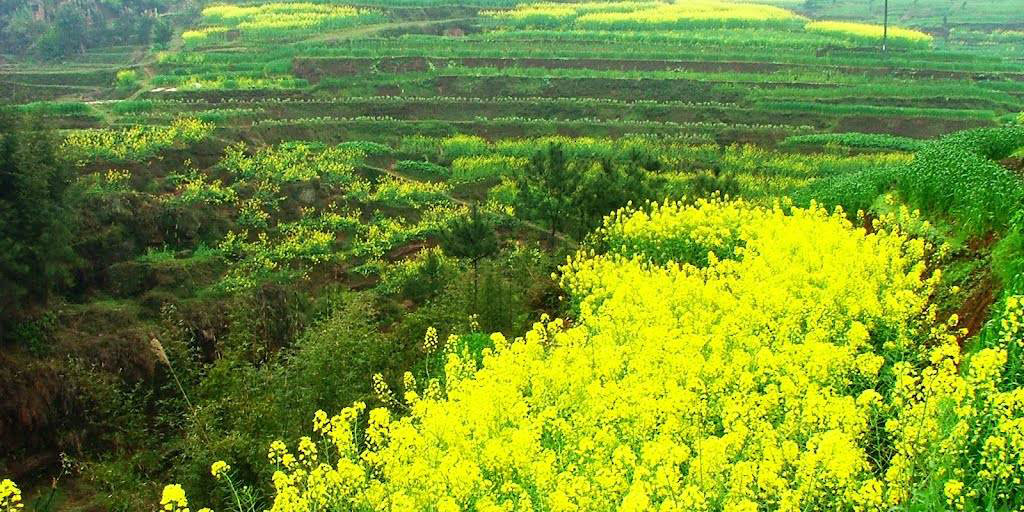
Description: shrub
xmin=116 ymin=69 xmax=140 ymax=88
xmin=395 ymin=160 xmax=450 ymax=179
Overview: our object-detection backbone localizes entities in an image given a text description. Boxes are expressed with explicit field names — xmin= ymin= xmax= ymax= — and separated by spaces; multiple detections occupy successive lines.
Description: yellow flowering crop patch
xmin=805 ymin=21 xmax=934 ymax=47
xmin=160 ymin=199 xmax=1024 ymax=511
xmin=185 ymin=3 xmax=384 ymax=45
xmin=577 ymin=1 xmax=805 ymax=30
xmin=62 ymin=117 xmax=213 ymax=163
xmin=486 ymin=1 xmax=805 ymax=30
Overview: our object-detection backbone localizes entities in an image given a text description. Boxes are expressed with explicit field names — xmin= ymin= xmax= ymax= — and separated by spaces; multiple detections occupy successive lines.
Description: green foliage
xmin=514 ymin=143 xmax=579 ymax=242
xmin=7 ymin=0 xmax=1024 ymax=507
xmin=153 ymin=17 xmax=173 ymax=46
xmin=63 ymin=118 xmax=214 ymax=163
xmin=116 ymin=69 xmax=140 ymax=89
xmin=395 ymin=160 xmax=450 ymax=180
xmin=376 ymin=247 xmax=456 ymax=302
xmin=177 ymin=291 xmax=388 ymax=507
xmin=217 ymin=222 xmax=341 ymax=292
xmin=46 ymin=3 xmax=87 ymax=57
xmin=368 ymin=177 xmax=451 ymax=209
xmin=7 ymin=102 xmax=92 ymax=116
xmin=687 ymin=172 xmax=742 ymax=200
xmin=165 ymin=168 xmax=238 ymax=207
xmin=782 ymin=133 xmax=925 ymax=152
xmin=896 ymin=126 xmax=1024 ymax=233
xmin=451 ymin=155 xmax=527 ymax=184
xmin=440 ymin=134 xmax=490 ymax=162
xmin=112 ymin=100 xmax=156 ymax=114
xmin=793 ymin=164 xmax=898 ymax=215
xmin=513 ymin=143 xmax=661 ymax=241
xmin=0 ymin=112 xmax=75 ymax=341
xmin=441 ymin=203 xmax=499 ymax=267
xmin=220 ymin=142 xmax=360 ymax=185
xmin=992 ymin=228 xmax=1024 ymax=287
xmin=337 ymin=141 xmax=392 ymax=156
xmin=2 ymin=0 xmax=175 ymax=57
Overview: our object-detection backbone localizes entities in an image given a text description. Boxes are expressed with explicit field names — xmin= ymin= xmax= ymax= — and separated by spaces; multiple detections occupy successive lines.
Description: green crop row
xmin=781 ymin=133 xmax=924 ymax=152
xmin=896 ymin=127 xmax=1024 ymax=233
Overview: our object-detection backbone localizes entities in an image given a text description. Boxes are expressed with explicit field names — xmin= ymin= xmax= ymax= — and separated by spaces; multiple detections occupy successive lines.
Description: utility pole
xmin=882 ymin=0 xmax=889 ymax=51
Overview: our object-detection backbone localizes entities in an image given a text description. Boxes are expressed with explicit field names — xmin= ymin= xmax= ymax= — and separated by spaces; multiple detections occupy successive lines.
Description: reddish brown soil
xmin=954 ymin=233 xmax=1000 ymax=348
xmin=956 ymin=274 xmax=997 ymax=347
xmin=1000 ymin=156 xmax=1024 ymax=177
xmin=387 ymin=240 xmax=435 ymax=261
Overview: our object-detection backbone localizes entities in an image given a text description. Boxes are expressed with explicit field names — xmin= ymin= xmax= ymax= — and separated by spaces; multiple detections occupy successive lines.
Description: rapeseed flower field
xmin=805 ymin=21 xmax=934 ymax=47
xmin=148 ymin=199 xmax=1024 ymax=511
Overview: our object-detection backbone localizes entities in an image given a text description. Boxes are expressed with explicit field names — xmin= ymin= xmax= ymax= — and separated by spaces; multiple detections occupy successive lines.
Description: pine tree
xmin=0 ymin=111 xmax=75 ymax=342
xmin=440 ymin=203 xmax=498 ymax=312
xmin=514 ymin=143 xmax=578 ymax=245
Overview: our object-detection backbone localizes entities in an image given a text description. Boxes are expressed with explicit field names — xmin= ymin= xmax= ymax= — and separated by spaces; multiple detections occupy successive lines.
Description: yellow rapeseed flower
xmin=0 ymin=480 xmax=23 ymax=512
xmin=160 ymin=484 xmax=189 ymax=512
xmin=210 ymin=461 xmax=230 ymax=480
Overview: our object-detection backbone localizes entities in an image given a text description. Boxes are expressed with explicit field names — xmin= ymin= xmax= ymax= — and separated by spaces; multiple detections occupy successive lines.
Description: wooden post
xmin=882 ymin=0 xmax=889 ymax=51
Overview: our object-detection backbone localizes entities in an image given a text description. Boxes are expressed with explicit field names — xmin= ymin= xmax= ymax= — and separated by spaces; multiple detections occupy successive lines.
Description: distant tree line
xmin=0 ymin=0 xmax=178 ymax=58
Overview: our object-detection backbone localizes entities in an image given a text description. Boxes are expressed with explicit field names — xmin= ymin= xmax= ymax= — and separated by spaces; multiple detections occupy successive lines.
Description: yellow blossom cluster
xmin=174 ymin=199 xmax=1024 ymax=511
xmin=0 ymin=480 xmax=23 ymax=512
xmin=805 ymin=21 xmax=934 ymax=46
xmin=235 ymin=199 xmax=941 ymax=511
xmin=487 ymin=1 xmax=806 ymax=30
xmin=160 ymin=484 xmax=190 ymax=512
xmin=210 ymin=461 xmax=230 ymax=480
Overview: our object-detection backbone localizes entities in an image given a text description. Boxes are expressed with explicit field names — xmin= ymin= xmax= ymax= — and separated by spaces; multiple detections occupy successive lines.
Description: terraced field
xmin=5 ymin=2 xmax=1024 ymax=140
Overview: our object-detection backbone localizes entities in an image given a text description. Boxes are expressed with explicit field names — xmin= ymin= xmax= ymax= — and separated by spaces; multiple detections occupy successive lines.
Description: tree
xmin=514 ymin=143 xmax=663 ymax=242
xmin=514 ymin=143 xmax=579 ymax=245
xmin=0 ymin=111 xmax=76 ymax=342
xmin=440 ymin=203 xmax=498 ymax=312
xmin=152 ymin=17 xmax=173 ymax=46
xmin=53 ymin=3 xmax=88 ymax=56
xmin=0 ymin=4 xmax=45 ymax=54
xmin=557 ymin=147 xmax=660 ymax=238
